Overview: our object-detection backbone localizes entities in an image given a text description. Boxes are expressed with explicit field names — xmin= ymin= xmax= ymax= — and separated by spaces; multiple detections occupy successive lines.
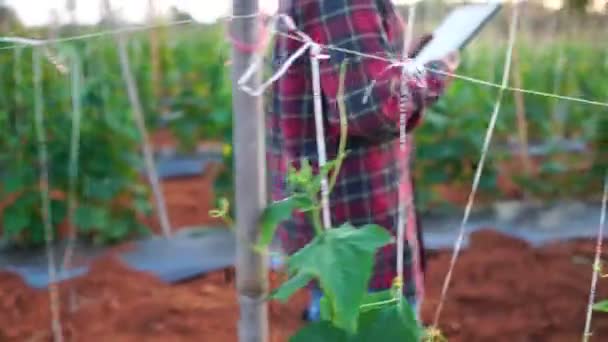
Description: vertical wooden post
xmin=231 ymin=1 xmax=269 ymax=342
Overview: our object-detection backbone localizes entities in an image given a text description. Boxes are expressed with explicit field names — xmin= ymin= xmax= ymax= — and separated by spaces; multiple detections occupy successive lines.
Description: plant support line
xmin=432 ymin=2 xmax=521 ymax=329
xmin=583 ymin=172 xmax=608 ymax=342
xmin=33 ymin=47 xmax=64 ymax=342
xmin=115 ymin=27 xmax=173 ymax=238
xmin=310 ymin=44 xmax=332 ymax=229
xmin=61 ymin=54 xmax=83 ymax=294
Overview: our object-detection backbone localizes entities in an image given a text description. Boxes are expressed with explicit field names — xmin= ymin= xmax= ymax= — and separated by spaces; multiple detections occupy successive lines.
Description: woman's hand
xmin=441 ymin=51 xmax=460 ymax=84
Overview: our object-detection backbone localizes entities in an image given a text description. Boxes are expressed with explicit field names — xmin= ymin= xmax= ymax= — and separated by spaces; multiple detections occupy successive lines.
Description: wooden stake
xmin=231 ymin=1 xmax=269 ymax=341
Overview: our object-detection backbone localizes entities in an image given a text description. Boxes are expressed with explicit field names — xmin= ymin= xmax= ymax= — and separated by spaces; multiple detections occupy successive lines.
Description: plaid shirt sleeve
xmin=312 ymin=0 xmax=449 ymax=141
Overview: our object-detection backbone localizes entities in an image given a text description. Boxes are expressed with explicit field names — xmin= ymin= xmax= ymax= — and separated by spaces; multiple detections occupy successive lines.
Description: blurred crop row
xmin=0 ymin=16 xmax=605 ymax=246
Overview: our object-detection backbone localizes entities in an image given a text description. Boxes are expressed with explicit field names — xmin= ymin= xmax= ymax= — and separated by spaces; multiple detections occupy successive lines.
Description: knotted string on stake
xmin=237 ymin=14 xmax=311 ymax=97
xmin=237 ymin=14 xmax=332 ymax=229
xmin=395 ymin=3 xmax=427 ymax=316
xmin=225 ymin=14 xmax=270 ymax=54
xmin=583 ymin=172 xmax=608 ymax=342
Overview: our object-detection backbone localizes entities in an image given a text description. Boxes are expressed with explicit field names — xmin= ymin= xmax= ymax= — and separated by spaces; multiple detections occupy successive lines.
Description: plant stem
xmin=311 ymin=209 xmax=324 ymax=235
xmin=328 ymin=61 xmax=349 ymax=193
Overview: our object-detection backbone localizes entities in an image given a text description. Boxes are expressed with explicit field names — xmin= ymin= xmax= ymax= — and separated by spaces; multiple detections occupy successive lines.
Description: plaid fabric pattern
xmin=267 ymin=0 xmax=448 ymax=298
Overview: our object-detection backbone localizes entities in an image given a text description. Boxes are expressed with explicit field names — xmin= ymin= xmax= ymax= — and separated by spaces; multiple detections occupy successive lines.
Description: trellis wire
xmin=33 ymin=47 xmax=64 ymax=342
xmin=0 ymin=19 xmax=194 ymax=51
xmin=583 ymin=172 xmax=608 ymax=342
xmin=0 ymin=16 xmax=606 ymax=108
xmin=271 ymin=30 xmax=608 ymax=109
xmin=115 ymin=25 xmax=173 ymax=238
xmin=432 ymin=2 xmax=521 ymax=328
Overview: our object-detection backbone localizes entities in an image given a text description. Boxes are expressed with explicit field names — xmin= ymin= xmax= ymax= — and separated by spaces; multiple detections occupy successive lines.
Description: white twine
xmin=583 ymin=173 xmax=608 ymax=341
xmin=432 ymin=3 xmax=521 ymax=328
xmin=237 ymin=14 xmax=310 ymax=96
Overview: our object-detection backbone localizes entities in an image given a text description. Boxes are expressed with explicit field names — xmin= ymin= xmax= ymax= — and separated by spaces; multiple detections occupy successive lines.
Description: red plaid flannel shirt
xmin=267 ymin=0 xmax=448 ymax=298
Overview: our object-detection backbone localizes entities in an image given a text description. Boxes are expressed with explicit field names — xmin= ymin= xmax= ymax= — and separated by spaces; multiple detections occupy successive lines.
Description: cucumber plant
xmin=256 ymin=63 xmax=424 ymax=341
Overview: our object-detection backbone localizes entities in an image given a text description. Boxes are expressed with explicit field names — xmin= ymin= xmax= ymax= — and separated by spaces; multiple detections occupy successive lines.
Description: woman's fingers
xmin=444 ymin=51 xmax=461 ymax=72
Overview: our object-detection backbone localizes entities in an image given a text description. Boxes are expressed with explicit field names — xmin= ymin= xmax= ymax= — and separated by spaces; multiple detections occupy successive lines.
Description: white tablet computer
xmin=414 ymin=3 xmax=502 ymax=65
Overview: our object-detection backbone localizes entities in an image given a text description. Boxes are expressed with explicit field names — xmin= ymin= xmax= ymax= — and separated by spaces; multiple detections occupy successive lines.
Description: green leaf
xmin=359 ymin=289 xmax=397 ymax=313
xmin=84 ymin=178 xmax=124 ymax=201
xmin=50 ymin=200 xmax=68 ymax=226
xmin=320 ymin=296 xmax=332 ymax=321
xmin=593 ymin=300 xmax=608 ymax=313
xmin=2 ymin=172 xmax=25 ymax=194
xmin=75 ymin=205 xmax=110 ymax=231
xmin=354 ymin=297 xmax=421 ymax=342
xmin=2 ymin=208 xmax=30 ymax=237
xmin=290 ymin=321 xmax=348 ymax=342
xmin=258 ymin=195 xmax=313 ymax=249
xmin=270 ymin=272 xmax=314 ymax=302
xmin=287 ymin=224 xmax=392 ymax=333
xmin=134 ymin=196 xmax=152 ymax=215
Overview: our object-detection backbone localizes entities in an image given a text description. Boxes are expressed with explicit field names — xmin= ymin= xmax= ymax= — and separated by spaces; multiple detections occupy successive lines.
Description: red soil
xmin=2 ymin=229 xmax=608 ymax=341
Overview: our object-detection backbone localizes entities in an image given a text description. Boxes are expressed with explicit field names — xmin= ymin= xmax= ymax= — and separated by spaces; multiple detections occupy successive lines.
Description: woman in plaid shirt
xmin=267 ymin=0 xmax=459 ymax=321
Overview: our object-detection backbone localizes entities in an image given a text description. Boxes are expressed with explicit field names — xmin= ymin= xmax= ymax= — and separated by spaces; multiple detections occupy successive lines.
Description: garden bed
xmin=1 ymin=229 xmax=608 ymax=341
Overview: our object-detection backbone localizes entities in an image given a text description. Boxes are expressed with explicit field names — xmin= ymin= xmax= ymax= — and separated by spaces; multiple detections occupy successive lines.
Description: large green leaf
xmin=2 ymin=208 xmax=30 ymax=237
xmin=74 ymin=205 xmax=110 ymax=231
xmin=270 ymin=272 xmax=314 ymax=302
xmin=593 ymin=300 xmax=608 ymax=313
xmin=290 ymin=321 xmax=348 ymax=342
xmin=354 ymin=297 xmax=421 ymax=342
xmin=50 ymin=200 xmax=68 ymax=226
xmin=292 ymin=290 xmax=419 ymax=341
xmin=287 ymin=224 xmax=392 ymax=333
xmin=258 ymin=195 xmax=313 ymax=249
xmin=2 ymin=170 xmax=26 ymax=194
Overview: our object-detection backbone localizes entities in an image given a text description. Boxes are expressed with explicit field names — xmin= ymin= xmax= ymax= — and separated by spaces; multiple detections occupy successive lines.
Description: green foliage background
xmin=0 ymin=22 xmax=606 ymax=245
